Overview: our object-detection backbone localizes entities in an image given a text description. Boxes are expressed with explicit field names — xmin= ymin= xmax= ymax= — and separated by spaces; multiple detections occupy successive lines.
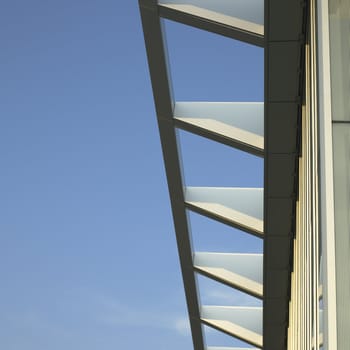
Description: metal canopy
xmin=139 ymin=0 xmax=307 ymax=349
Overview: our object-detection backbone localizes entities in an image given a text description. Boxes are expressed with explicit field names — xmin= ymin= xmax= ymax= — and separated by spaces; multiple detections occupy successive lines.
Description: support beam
xmin=263 ymin=0 xmax=307 ymax=349
xmin=139 ymin=1 xmax=205 ymax=349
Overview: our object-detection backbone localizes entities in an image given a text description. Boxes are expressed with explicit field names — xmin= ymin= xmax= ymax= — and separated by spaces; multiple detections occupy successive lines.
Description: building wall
xmin=329 ymin=0 xmax=350 ymax=348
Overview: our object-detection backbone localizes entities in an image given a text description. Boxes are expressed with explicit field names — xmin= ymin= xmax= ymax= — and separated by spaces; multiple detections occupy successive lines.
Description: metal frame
xmin=317 ymin=0 xmax=338 ymax=348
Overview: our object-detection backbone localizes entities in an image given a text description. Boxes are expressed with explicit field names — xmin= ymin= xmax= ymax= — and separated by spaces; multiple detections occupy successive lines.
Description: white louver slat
xmin=159 ymin=0 xmax=264 ymax=36
xmin=201 ymin=306 xmax=263 ymax=348
xmin=174 ymin=102 xmax=264 ymax=155
xmin=185 ymin=187 xmax=264 ymax=236
xmin=194 ymin=252 xmax=263 ymax=298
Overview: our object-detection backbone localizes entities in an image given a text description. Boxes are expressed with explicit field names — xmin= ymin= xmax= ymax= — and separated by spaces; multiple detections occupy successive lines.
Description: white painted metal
xmin=185 ymin=187 xmax=263 ymax=235
xmin=317 ymin=0 xmax=338 ymax=348
xmin=194 ymin=252 xmax=263 ymax=297
xmin=201 ymin=306 xmax=262 ymax=348
xmin=174 ymin=102 xmax=264 ymax=151
xmin=159 ymin=0 xmax=264 ymax=34
xmin=287 ymin=31 xmax=322 ymax=348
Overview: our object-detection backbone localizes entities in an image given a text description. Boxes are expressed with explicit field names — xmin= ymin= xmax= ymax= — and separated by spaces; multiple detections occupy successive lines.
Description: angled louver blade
xmin=194 ymin=252 xmax=263 ymax=298
xmin=201 ymin=306 xmax=263 ymax=348
xmin=158 ymin=0 xmax=264 ymax=46
xmin=174 ymin=102 xmax=264 ymax=156
xmin=185 ymin=187 xmax=264 ymax=236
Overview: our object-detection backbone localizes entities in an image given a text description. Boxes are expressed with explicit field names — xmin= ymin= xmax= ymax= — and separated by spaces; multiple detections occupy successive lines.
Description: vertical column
xmin=317 ymin=0 xmax=339 ymax=348
xmin=328 ymin=0 xmax=350 ymax=348
xmin=264 ymin=0 xmax=307 ymax=348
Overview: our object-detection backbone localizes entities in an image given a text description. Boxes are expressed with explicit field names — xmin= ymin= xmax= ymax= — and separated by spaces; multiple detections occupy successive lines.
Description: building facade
xmin=139 ymin=0 xmax=349 ymax=349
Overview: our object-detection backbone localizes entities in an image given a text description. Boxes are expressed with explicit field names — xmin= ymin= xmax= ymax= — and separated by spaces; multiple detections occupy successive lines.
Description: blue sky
xmin=0 ymin=1 xmax=263 ymax=349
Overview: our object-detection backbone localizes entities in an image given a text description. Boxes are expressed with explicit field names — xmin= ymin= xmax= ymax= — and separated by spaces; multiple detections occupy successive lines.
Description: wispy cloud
xmin=86 ymin=291 xmax=191 ymax=336
xmin=173 ymin=317 xmax=191 ymax=336
xmin=201 ymin=286 xmax=261 ymax=307
xmin=5 ymin=309 xmax=73 ymax=339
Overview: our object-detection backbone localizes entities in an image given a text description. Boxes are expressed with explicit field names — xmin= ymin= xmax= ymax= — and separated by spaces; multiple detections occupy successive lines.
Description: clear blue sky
xmin=0 ymin=1 xmax=263 ymax=349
